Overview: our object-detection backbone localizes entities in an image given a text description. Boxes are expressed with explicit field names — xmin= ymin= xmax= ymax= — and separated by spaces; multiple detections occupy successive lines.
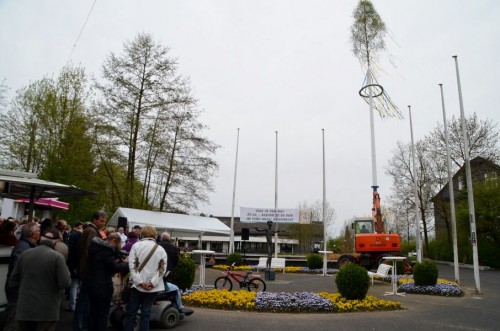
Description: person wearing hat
xmin=8 ymin=228 xmax=71 ymax=331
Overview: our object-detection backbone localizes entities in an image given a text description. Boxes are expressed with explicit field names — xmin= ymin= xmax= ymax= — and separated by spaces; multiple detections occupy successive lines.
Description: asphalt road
xmin=58 ymin=264 xmax=499 ymax=331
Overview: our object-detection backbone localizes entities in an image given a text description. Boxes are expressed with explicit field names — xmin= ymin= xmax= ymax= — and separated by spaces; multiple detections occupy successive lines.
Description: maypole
xmin=351 ymin=0 xmax=403 ymax=232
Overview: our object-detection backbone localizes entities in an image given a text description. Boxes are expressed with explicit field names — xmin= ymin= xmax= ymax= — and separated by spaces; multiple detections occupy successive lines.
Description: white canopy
xmin=108 ymin=207 xmax=231 ymax=238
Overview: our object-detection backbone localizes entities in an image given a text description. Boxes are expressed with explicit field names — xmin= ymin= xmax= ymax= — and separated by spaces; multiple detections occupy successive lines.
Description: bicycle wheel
xmin=247 ymin=278 xmax=266 ymax=292
xmin=214 ymin=276 xmax=233 ymax=291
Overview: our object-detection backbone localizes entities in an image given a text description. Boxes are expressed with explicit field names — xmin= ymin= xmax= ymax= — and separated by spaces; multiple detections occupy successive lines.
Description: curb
xmin=434 ymin=260 xmax=491 ymax=271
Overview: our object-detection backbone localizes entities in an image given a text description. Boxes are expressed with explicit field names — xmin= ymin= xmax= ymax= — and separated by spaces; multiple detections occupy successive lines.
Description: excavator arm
xmin=372 ymin=186 xmax=384 ymax=234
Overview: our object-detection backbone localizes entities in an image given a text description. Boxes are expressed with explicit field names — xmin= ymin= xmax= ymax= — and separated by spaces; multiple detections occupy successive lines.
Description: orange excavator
xmin=337 ymin=187 xmax=404 ymax=270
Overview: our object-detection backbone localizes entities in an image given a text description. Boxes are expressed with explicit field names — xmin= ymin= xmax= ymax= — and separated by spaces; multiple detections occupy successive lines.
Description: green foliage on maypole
xmin=350 ymin=0 xmax=402 ymax=119
xmin=350 ymin=0 xmax=387 ymax=68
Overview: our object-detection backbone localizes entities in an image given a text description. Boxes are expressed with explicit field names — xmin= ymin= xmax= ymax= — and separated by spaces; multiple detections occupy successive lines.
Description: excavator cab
xmin=352 ymin=218 xmax=400 ymax=253
xmin=354 ymin=219 xmax=374 ymax=234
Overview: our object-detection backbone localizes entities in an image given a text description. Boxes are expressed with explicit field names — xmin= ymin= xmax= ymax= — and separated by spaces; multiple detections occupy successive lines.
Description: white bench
xmin=367 ymin=263 xmax=393 ymax=285
xmin=256 ymin=257 xmax=286 ymax=273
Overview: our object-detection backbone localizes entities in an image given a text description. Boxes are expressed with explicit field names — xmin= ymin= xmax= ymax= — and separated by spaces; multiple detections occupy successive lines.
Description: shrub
xmin=171 ymin=256 xmax=196 ymax=290
xmin=395 ymin=260 xmax=406 ymax=275
xmin=226 ymin=252 xmax=243 ymax=266
xmin=427 ymin=239 xmax=452 ymax=261
xmin=478 ymin=240 xmax=500 ymax=268
xmin=306 ymin=253 xmax=323 ymax=269
xmin=335 ymin=263 xmax=370 ymax=300
xmin=413 ymin=260 xmax=438 ymax=286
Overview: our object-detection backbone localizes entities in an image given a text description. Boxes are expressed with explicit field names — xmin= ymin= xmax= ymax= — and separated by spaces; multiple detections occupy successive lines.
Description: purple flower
xmin=398 ymin=282 xmax=462 ymax=296
xmin=255 ymin=292 xmax=336 ymax=312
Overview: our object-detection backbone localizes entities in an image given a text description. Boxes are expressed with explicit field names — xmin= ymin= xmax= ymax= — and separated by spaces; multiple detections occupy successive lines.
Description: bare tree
xmin=0 ymin=79 xmax=7 ymax=110
xmin=386 ymin=141 xmax=435 ymax=256
xmin=427 ymin=113 xmax=500 ymax=168
xmin=386 ymin=114 xmax=500 ymax=255
xmin=94 ymin=33 xmax=218 ymax=212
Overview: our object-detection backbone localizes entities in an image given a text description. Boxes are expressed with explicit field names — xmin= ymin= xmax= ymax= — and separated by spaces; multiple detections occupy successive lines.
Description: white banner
xmin=240 ymin=207 xmax=299 ymax=223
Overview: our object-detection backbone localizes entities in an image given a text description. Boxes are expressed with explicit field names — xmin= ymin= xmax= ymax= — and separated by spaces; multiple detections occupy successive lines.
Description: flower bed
xmin=206 ymin=265 xmax=463 ymax=304
xmin=397 ymin=277 xmax=463 ymax=296
xmin=319 ymin=293 xmax=401 ymax=312
xmin=256 ymin=292 xmax=335 ymax=312
xmin=182 ymin=289 xmax=401 ymax=313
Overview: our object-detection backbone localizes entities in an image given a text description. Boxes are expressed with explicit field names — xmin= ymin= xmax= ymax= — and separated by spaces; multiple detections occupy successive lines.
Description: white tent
xmin=108 ymin=207 xmax=231 ymax=238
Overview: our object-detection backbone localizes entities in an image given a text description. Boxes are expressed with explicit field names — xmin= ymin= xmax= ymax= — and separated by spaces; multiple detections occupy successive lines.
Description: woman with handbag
xmin=123 ymin=225 xmax=168 ymax=331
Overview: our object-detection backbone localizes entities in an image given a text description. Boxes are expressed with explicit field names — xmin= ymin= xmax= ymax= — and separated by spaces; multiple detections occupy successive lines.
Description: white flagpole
xmin=274 ymin=131 xmax=279 ymax=258
xmin=229 ymin=128 xmax=240 ymax=254
xmin=439 ymin=84 xmax=460 ymax=284
xmin=408 ymin=106 xmax=423 ymax=263
xmin=322 ymin=129 xmax=328 ymax=276
xmin=453 ymin=55 xmax=480 ymax=294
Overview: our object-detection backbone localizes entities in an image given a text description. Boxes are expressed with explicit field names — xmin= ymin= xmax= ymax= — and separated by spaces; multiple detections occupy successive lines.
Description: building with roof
xmin=432 ymin=156 xmax=500 ymax=241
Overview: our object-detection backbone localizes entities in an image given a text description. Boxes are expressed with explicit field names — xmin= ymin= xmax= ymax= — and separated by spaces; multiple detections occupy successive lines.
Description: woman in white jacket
xmin=123 ymin=225 xmax=167 ymax=331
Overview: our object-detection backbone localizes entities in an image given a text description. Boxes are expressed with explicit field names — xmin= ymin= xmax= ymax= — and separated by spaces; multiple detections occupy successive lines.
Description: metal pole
xmin=229 ymin=128 xmax=240 ymax=254
xmin=439 ymin=84 xmax=460 ymax=284
xmin=408 ymin=106 xmax=422 ymax=263
xmin=274 ymin=131 xmax=279 ymax=258
xmin=453 ymin=55 xmax=480 ymax=294
xmin=322 ymin=129 xmax=328 ymax=276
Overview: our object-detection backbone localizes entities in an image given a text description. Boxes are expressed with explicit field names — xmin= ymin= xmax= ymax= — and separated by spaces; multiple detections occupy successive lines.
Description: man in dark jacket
xmin=158 ymin=231 xmax=179 ymax=277
xmin=2 ymin=222 xmax=40 ymax=331
xmin=73 ymin=210 xmax=108 ymax=331
xmin=66 ymin=221 xmax=83 ymax=311
xmin=84 ymin=232 xmax=129 ymax=331
xmin=157 ymin=231 xmax=192 ymax=317
xmin=8 ymin=228 xmax=71 ymax=331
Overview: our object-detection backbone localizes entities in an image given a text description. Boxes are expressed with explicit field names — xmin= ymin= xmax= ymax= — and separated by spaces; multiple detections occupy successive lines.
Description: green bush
xmin=413 ymin=260 xmax=438 ymax=286
xmin=226 ymin=252 xmax=243 ymax=266
xmin=427 ymin=239 xmax=452 ymax=261
xmin=478 ymin=240 xmax=500 ymax=268
xmin=306 ymin=253 xmax=323 ymax=269
xmin=395 ymin=260 xmax=406 ymax=275
xmin=171 ymin=256 xmax=196 ymax=290
xmin=400 ymin=240 xmax=416 ymax=256
xmin=335 ymin=263 xmax=370 ymax=300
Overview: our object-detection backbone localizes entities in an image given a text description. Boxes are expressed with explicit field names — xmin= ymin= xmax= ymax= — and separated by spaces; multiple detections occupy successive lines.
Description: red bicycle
xmin=214 ymin=263 xmax=267 ymax=292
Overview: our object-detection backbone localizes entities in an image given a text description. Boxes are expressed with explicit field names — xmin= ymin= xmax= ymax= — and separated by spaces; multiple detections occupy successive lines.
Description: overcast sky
xmin=1 ymin=0 xmax=499 ymax=235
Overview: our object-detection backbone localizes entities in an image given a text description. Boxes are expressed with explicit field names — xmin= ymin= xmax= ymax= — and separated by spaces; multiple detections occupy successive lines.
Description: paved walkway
xmin=57 ymin=264 xmax=499 ymax=330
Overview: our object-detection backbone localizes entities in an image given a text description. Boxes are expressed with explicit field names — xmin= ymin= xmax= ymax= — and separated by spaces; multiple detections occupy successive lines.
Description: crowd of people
xmin=0 ymin=211 xmax=193 ymax=331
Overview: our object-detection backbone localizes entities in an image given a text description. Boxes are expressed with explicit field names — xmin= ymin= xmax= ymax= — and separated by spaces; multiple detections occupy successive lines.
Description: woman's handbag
xmin=121 ymin=279 xmax=133 ymax=302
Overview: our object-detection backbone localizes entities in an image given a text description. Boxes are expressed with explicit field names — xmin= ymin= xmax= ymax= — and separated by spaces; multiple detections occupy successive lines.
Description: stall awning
xmin=0 ymin=169 xmax=96 ymax=219
xmin=0 ymin=174 xmax=95 ymax=200
xmin=14 ymin=198 xmax=70 ymax=210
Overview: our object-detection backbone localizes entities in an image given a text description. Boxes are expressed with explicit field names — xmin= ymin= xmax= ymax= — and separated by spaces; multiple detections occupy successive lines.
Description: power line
xmin=66 ymin=0 xmax=98 ymax=65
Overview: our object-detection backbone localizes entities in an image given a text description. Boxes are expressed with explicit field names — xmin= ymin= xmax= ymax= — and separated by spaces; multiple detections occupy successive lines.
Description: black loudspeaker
xmin=117 ymin=217 xmax=128 ymax=230
xmin=241 ymin=228 xmax=250 ymax=240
